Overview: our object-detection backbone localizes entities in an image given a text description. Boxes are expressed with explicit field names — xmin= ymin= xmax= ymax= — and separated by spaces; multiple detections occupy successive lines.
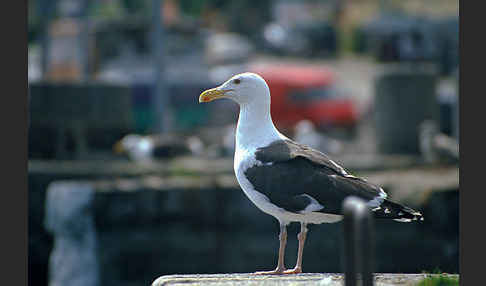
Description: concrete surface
xmin=152 ymin=273 xmax=459 ymax=286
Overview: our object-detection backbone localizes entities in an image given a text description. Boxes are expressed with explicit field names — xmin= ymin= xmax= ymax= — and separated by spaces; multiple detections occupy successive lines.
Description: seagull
xmin=113 ymin=134 xmax=204 ymax=162
xmin=199 ymin=72 xmax=423 ymax=275
xmin=419 ymin=120 xmax=459 ymax=164
xmin=293 ymin=120 xmax=343 ymax=155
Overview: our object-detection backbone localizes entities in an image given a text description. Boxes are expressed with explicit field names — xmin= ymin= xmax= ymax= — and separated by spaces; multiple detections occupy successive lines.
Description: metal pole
xmin=360 ymin=201 xmax=374 ymax=286
xmin=343 ymin=196 xmax=375 ymax=286
xmin=80 ymin=0 xmax=91 ymax=81
xmin=38 ymin=0 xmax=54 ymax=78
xmin=152 ymin=0 xmax=169 ymax=133
xmin=343 ymin=199 xmax=358 ymax=286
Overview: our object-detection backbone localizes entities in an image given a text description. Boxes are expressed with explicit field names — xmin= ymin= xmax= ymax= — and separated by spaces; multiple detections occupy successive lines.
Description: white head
xmin=199 ymin=72 xmax=270 ymax=106
xmin=199 ymin=72 xmax=285 ymax=148
xmin=295 ymin=120 xmax=316 ymax=135
xmin=117 ymin=134 xmax=143 ymax=150
xmin=114 ymin=134 xmax=154 ymax=161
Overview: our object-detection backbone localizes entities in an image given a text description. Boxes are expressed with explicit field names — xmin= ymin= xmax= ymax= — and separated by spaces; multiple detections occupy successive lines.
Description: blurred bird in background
xmin=113 ymin=133 xmax=204 ymax=162
xmin=419 ymin=120 xmax=459 ymax=164
xmin=293 ymin=120 xmax=343 ymax=155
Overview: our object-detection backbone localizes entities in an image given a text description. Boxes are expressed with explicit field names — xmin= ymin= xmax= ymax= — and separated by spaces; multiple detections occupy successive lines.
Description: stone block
xmin=152 ymin=273 xmax=459 ymax=286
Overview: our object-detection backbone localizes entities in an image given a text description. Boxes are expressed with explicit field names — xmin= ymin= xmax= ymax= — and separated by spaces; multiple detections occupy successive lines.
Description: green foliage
xmin=417 ymin=274 xmax=459 ymax=286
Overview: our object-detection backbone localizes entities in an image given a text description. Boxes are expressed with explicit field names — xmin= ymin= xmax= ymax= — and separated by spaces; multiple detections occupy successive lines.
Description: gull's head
xmin=113 ymin=134 xmax=144 ymax=153
xmin=199 ymin=72 xmax=270 ymax=106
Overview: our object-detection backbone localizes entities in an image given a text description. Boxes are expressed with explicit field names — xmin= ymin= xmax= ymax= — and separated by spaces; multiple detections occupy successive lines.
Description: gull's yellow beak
xmin=199 ymin=88 xmax=233 ymax=103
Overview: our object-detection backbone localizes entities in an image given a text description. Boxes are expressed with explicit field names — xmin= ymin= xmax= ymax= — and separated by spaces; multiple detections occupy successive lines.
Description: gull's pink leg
xmin=254 ymin=223 xmax=287 ymax=275
xmin=284 ymin=223 xmax=308 ymax=274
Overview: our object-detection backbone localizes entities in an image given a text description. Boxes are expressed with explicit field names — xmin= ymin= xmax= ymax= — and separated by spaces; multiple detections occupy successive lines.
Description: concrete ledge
xmin=152 ymin=273 xmax=459 ymax=286
xmin=29 ymin=158 xmax=458 ymax=198
xmin=27 ymin=153 xmax=432 ymax=177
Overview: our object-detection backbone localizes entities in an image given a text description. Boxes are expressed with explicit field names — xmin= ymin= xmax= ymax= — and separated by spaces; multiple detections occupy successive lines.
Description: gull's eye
xmin=233 ymin=78 xmax=241 ymax=84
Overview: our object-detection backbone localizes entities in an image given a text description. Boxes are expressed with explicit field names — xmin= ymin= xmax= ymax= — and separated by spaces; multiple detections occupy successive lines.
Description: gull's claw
xmin=253 ymin=267 xmax=287 ymax=275
xmin=283 ymin=267 xmax=302 ymax=274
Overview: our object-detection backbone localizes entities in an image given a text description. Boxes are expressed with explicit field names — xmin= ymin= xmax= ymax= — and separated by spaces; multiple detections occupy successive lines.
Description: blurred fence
xmin=28 ymin=80 xmax=215 ymax=159
xmin=40 ymin=177 xmax=458 ymax=286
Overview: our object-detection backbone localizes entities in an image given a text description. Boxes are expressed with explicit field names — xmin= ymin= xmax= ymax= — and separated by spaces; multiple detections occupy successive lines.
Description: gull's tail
xmin=372 ymin=199 xmax=423 ymax=222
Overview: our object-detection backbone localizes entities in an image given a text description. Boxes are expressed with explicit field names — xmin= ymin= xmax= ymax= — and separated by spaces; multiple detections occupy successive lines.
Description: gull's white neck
xmin=235 ymin=100 xmax=285 ymax=151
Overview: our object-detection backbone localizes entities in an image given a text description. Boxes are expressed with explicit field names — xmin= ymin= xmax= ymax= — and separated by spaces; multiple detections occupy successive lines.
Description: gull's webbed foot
xmin=283 ymin=267 xmax=302 ymax=274
xmin=253 ymin=266 xmax=287 ymax=275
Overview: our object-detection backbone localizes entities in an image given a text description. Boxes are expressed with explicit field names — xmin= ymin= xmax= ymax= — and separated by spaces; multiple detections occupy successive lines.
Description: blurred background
xmin=28 ymin=0 xmax=459 ymax=285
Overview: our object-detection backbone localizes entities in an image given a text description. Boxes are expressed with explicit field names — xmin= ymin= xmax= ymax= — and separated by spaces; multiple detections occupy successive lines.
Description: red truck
xmin=249 ymin=63 xmax=359 ymax=135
